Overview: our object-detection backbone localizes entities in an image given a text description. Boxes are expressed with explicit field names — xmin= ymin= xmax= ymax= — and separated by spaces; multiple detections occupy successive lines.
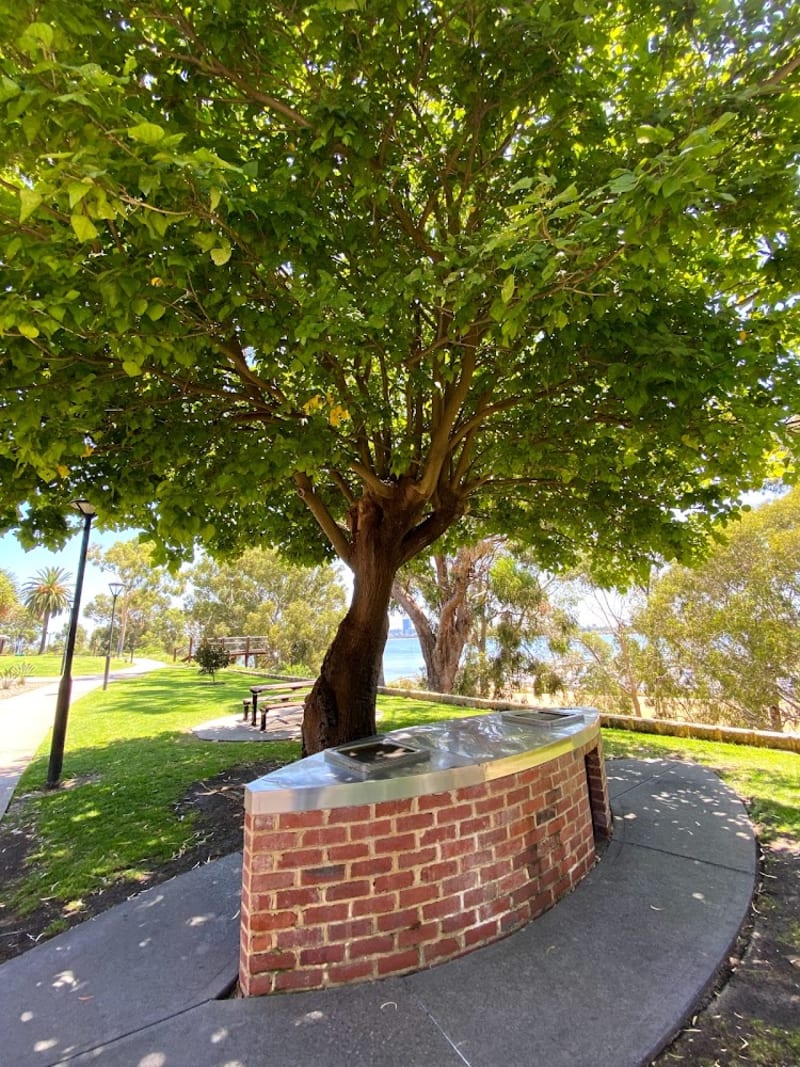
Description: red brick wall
xmin=240 ymin=736 xmax=609 ymax=996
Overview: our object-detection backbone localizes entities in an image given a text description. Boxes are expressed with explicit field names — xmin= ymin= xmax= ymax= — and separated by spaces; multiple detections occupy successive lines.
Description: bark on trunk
xmin=302 ymin=492 xmax=415 ymax=754
xmin=392 ymin=581 xmax=469 ymax=694
xmin=618 ymin=632 xmax=643 ymax=717
xmin=38 ymin=611 xmax=50 ymax=655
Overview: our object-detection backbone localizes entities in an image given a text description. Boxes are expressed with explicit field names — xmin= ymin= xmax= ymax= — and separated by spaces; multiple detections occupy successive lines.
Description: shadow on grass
xmin=9 ymin=728 xmax=300 ymax=914
xmin=97 ymin=669 xmax=285 ymax=716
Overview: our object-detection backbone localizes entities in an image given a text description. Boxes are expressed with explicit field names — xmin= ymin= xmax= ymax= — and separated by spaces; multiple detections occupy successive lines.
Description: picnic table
xmin=243 ymin=680 xmax=314 ymax=730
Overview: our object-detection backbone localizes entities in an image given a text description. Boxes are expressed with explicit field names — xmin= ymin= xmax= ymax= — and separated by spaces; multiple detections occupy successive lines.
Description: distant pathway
xmin=0 ymin=659 xmax=166 ymax=821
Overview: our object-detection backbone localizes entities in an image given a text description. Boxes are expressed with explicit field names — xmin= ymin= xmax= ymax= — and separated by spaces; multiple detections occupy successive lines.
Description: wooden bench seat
xmin=249 ymin=680 xmax=313 ymax=722
xmin=259 ymin=701 xmax=305 ymax=731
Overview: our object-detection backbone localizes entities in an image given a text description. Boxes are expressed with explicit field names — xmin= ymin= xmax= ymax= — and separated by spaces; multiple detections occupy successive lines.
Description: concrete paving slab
xmin=609 ymin=759 xmax=756 ymax=872
xmin=71 ymin=980 xmax=468 ymax=1067
xmin=193 ymin=711 xmax=303 ymax=742
xmin=0 ymin=854 xmax=242 ymax=1067
xmin=405 ymin=834 xmax=755 ymax=1067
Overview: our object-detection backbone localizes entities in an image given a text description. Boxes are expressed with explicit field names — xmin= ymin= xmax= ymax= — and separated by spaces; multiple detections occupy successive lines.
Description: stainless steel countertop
xmin=245 ymin=708 xmax=600 ymax=814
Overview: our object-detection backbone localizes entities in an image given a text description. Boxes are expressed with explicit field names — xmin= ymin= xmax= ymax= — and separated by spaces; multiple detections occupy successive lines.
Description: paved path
xmin=0 ymin=758 xmax=757 ymax=1067
xmin=0 ymin=659 xmax=166 ymax=819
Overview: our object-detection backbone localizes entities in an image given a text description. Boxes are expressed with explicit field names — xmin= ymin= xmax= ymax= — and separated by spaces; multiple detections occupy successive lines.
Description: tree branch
xmin=294 ymin=472 xmax=353 ymax=563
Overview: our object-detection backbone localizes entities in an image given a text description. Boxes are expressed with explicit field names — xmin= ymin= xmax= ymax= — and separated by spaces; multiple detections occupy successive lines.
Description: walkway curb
xmin=0 ymin=758 xmax=756 ymax=1067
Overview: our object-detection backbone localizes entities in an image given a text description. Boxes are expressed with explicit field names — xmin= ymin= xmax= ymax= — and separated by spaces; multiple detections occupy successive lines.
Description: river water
xmin=383 ymin=636 xmax=425 ymax=683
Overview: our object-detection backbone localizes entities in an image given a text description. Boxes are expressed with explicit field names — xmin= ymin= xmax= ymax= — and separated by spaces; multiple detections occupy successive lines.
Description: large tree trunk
xmin=302 ymin=493 xmax=413 ymax=754
xmin=391 ymin=582 xmax=438 ymax=687
xmin=392 ymin=574 xmax=468 ymax=694
xmin=392 ymin=544 xmax=496 ymax=694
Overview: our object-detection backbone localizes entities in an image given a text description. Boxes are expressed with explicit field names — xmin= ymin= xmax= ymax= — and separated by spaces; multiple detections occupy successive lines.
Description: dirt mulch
xmin=0 ymin=758 xmax=279 ymax=964
xmin=0 ymin=766 xmax=798 ymax=1064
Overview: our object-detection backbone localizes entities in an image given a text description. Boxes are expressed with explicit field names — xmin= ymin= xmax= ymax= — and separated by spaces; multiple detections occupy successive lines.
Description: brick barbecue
xmin=240 ymin=710 xmax=612 ymax=996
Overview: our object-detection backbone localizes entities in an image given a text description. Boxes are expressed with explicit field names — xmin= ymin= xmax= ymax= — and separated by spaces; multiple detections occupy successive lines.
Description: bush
xmin=194 ymin=642 xmax=231 ymax=682
xmin=0 ymin=660 xmax=28 ymax=689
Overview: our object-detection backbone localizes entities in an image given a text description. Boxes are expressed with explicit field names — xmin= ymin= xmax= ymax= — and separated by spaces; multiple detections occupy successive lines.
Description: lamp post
xmin=103 ymin=582 xmax=125 ymax=690
xmin=46 ymin=499 xmax=96 ymax=789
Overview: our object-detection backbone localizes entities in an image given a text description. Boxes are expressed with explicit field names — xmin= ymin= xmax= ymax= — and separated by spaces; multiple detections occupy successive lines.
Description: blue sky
xmin=0 ymin=525 xmax=143 ymax=618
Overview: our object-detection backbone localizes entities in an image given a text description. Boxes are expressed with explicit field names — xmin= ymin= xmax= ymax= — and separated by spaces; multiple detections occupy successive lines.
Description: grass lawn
xmin=602 ymin=729 xmax=800 ymax=841
xmin=6 ymin=666 xmax=299 ymax=915
xmin=2 ymin=653 xmax=135 ymax=678
xmin=4 ymin=668 xmax=798 ymax=922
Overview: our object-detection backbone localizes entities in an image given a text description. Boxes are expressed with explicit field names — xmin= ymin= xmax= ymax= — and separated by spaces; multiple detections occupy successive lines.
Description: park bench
xmin=241 ymin=680 xmax=314 ymax=730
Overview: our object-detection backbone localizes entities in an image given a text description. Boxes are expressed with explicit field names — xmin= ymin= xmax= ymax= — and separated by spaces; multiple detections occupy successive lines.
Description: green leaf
xmin=661 ymin=176 xmax=684 ymax=199
xmin=18 ymin=323 xmax=40 ymax=339
xmin=68 ymin=181 xmax=91 ymax=209
xmin=635 ymin=125 xmax=674 ymax=146
xmin=0 ymin=76 xmax=21 ymax=104
xmin=70 ymin=214 xmax=100 ymax=241
xmin=501 ymin=274 xmax=516 ymax=305
xmin=18 ymin=22 xmax=54 ymax=53
xmin=18 ymin=188 xmax=42 ymax=222
xmin=608 ymin=172 xmax=638 ymax=195
xmin=210 ymin=244 xmax=232 ymax=266
xmin=127 ymin=122 xmax=166 ymax=145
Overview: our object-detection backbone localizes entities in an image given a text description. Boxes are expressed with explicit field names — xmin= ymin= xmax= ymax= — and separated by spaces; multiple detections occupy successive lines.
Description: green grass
xmin=6 ymin=666 xmax=299 ymax=915
xmin=3 ymin=653 xmax=136 ymax=678
xmin=4 ymin=673 xmax=798 ymax=924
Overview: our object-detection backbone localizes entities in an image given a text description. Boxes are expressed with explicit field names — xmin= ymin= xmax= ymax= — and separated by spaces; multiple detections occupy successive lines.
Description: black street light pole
xmin=46 ymin=499 xmax=96 ymax=789
xmin=103 ymin=582 xmax=125 ymax=690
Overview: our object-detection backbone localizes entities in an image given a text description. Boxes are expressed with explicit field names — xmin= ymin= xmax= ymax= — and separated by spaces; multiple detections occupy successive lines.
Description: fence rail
xmin=174 ymin=636 xmax=270 ymax=665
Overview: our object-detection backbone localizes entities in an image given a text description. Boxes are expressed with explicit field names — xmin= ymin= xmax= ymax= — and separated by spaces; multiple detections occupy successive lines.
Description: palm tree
xmin=22 ymin=567 xmax=73 ymax=654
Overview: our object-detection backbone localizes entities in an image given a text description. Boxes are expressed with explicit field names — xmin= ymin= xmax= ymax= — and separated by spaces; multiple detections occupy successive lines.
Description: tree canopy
xmin=86 ymin=537 xmax=182 ymax=654
xmin=637 ymin=487 xmax=800 ymax=729
xmin=1 ymin=1 xmax=799 ymax=746
xmin=185 ymin=547 xmax=346 ymax=672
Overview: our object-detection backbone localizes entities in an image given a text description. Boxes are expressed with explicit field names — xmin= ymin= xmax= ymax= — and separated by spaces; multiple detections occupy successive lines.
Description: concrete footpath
xmin=0 ymin=757 xmax=757 ymax=1067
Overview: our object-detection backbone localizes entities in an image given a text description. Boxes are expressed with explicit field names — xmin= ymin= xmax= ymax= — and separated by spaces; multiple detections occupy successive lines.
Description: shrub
xmin=0 ymin=660 xmax=27 ymax=689
xmin=194 ymin=642 xmax=231 ymax=682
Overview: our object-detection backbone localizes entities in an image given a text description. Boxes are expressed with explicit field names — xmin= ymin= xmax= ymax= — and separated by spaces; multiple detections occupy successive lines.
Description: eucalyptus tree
xmin=0 ymin=568 xmax=19 ymax=622
xmin=1 ymin=2 xmax=798 ymax=749
xmin=86 ymin=538 xmax=183 ymax=655
xmin=636 ymin=487 xmax=800 ymax=729
xmin=392 ymin=538 xmax=502 ymax=693
xmin=21 ymin=566 xmax=72 ymax=653
xmin=185 ymin=547 xmax=346 ymax=672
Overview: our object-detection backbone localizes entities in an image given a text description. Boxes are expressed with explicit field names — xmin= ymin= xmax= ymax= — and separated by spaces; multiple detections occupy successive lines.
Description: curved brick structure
xmin=240 ymin=714 xmax=611 ymax=997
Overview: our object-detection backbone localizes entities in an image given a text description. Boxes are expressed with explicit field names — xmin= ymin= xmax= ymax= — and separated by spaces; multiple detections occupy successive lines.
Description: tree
xmin=549 ymin=579 xmax=650 ymax=715
xmin=0 ymin=568 xmax=21 ymax=653
xmin=185 ymin=547 xmax=346 ymax=673
xmin=86 ymin=539 xmax=183 ymax=657
xmin=457 ymin=548 xmax=575 ymax=699
xmin=0 ymin=568 xmax=19 ymax=623
xmin=1 ymin=3 xmax=798 ymax=750
xmin=635 ymin=488 xmax=800 ymax=729
xmin=194 ymin=640 xmax=230 ymax=683
xmin=21 ymin=566 xmax=72 ymax=654
xmin=392 ymin=539 xmax=501 ymax=692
